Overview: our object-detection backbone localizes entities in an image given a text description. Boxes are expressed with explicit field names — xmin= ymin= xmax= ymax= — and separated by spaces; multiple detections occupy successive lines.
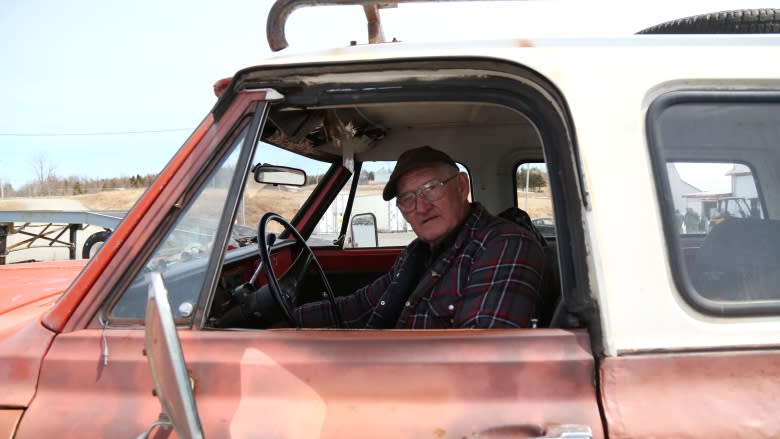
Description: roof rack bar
xmin=267 ymin=0 xmax=488 ymax=52
xmin=267 ymin=0 xmax=390 ymax=51
xmin=363 ymin=4 xmax=386 ymax=45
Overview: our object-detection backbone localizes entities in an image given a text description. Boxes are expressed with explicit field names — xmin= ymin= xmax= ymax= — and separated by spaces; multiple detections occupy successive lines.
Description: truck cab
xmin=2 ymin=3 xmax=779 ymax=438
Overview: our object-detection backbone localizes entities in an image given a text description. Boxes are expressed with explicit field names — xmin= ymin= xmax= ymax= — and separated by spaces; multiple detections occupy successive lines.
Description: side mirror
xmin=347 ymin=213 xmax=378 ymax=248
xmin=252 ymin=163 xmax=306 ymax=186
xmin=139 ymin=272 xmax=204 ymax=439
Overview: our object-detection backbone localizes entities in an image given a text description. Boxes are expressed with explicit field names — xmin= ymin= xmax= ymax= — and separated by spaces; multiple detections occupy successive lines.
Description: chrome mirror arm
xmin=135 ymin=413 xmax=172 ymax=439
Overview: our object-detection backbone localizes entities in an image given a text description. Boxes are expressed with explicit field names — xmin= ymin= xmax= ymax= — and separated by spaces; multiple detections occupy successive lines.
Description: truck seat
xmin=692 ymin=218 xmax=780 ymax=301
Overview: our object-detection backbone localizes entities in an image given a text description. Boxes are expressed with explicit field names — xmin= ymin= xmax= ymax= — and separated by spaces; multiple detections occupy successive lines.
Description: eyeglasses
xmin=395 ymin=173 xmax=459 ymax=213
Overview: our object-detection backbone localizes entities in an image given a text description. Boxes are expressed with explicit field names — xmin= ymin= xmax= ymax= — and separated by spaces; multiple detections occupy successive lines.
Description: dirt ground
xmin=74 ymin=189 xmax=147 ymax=210
xmin=516 ymin=190 xmax=554 ymax=218
xmin=1 ymin=185 xmax=553 ymax=219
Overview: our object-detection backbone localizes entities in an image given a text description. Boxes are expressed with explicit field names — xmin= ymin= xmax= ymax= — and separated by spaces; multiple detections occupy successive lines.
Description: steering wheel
xmin=258 ymin=212 xmax=344 ymax=328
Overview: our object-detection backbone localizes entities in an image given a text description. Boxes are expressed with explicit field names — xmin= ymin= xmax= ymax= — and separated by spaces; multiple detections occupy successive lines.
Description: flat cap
xmin=382 ymin=146 xmax=457 ymax=201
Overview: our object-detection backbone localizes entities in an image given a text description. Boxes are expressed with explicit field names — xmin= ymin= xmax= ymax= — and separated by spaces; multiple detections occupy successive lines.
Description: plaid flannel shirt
xmin=295 ymin=203 xmax=544 ymax=329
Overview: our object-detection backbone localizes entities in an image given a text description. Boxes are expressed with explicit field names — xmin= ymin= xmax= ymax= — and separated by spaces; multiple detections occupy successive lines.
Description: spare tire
xmin=638 ymin=8 xmax=780 ymax=34
xmin=82 ymin=230 xmax=112 ymax=259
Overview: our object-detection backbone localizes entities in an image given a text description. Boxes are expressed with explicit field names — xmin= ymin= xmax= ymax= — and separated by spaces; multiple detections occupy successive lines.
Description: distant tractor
xmin=703 ymin=197 xmax=761 ymax=229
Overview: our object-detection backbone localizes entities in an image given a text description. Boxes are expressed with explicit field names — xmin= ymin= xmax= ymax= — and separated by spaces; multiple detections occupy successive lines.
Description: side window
xmin=515 ymin=162 xmax=555 ymax=238
xmin=110 ymin=127 xmax=249 ymax=320
xmin=650 ymin=94 xmax=780 ymax=314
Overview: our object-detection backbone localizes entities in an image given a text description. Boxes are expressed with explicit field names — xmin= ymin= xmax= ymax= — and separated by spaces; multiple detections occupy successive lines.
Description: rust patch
xmin=212 ymin=77 xmax=232 ymax=97
xmin=0 ymin=317 xmax=56 ymax=406
xmin=601 ymin=351 xmax=780 ymax=438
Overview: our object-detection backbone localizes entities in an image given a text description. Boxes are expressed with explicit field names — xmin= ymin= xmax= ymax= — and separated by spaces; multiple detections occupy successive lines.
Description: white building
xmin=667 ymin=163 xmax=702 ymax=215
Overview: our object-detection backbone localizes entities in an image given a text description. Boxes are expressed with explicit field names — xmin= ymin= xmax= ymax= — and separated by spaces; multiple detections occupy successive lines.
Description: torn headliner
xmin=263 ymin=100 xmax=538 ymax=165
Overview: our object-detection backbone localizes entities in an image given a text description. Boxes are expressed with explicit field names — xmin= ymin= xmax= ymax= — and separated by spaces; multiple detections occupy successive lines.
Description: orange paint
xmin=0 ymin=409 xmax=23 ymax=438
xmin=213 ymin=77 xmax=232 ymax=97
xmin=0 ymin=318 xmax=56 ymax=407
xmin=0 ymin=260 xmax=85 ymax=318
xmin=601 ymin=352 xmax=780 ymax=437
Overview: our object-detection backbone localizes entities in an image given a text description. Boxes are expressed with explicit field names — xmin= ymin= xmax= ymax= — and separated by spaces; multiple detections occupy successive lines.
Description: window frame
xmin=249 ymin=59 xmax=594 ymax=340
xmin=100 ymin=109 xmax=264 ymax=327
xmin=647 ymin=90 xmax=780 ymax=317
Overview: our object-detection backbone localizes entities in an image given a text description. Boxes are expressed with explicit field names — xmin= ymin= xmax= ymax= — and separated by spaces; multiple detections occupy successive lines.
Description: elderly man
xmin=295 ymin=146 xmax=545 ymax=328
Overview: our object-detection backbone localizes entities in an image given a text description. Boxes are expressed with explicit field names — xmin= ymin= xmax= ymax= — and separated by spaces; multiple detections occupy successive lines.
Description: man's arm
xmin=455 ymin=230 xmax=544 ymax=328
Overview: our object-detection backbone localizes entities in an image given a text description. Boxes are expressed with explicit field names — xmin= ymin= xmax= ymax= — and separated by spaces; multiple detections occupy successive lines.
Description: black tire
xmin=637 ymin=9 xmax=780 ymax=34
xmin=82 ymin=230 xmax=112 ymax=259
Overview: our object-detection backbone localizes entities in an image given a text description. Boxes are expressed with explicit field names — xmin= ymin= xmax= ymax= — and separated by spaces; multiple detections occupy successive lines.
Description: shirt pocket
xmin=423 ymin=294 xmax=457 ymax=327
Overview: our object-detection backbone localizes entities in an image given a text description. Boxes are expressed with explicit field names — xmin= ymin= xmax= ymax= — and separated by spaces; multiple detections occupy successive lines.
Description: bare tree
xmin=32 ymin=152 xmax=58 ymax=196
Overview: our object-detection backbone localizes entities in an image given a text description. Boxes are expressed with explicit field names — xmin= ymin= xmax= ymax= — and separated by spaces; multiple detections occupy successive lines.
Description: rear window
xmin=648 ymin=92 xmax=780 ymax=316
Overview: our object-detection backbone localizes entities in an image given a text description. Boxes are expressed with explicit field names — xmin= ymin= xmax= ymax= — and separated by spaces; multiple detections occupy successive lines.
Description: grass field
xmin=2 ymin=185 xmax=554 ymax=220
xmin=0 ymin=185 xmax=553 ymax=263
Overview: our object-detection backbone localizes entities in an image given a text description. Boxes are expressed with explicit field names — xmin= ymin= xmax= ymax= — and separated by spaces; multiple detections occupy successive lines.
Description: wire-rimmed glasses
xmin=395 ymin=173 xmax=458 ymax=213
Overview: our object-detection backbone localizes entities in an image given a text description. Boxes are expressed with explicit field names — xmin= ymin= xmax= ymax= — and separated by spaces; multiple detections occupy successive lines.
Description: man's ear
xmin=456 ymin=172 xmax=470 ymax=198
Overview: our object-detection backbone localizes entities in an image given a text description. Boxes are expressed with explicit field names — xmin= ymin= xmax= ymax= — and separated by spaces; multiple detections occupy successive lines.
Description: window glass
xmin=668 ymin=162 xmax=763 ymax=235
xmin=238 ymin=142 xmax=332 ymax=238
xmin=111 ymin=127 xmax=249 ymax=319
xmin=651 ymin=97 xmax=780 ymax=311
xmin=515 ymin=162 xmax=555 ymax=238
xmin=315 ymin=160 xmax=415 ymax=248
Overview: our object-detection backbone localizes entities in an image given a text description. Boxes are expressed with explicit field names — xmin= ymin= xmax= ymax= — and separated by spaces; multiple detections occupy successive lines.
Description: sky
xmin=1 ymin=0 xmax=776 ymax=192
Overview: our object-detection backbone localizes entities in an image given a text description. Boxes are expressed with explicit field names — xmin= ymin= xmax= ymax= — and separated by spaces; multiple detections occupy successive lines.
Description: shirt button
xmin=405 ymin=301 xmax=411 ymax=307
xmin=380 ymin=300 xmax=386 ymax=306
xmin=447 ymin=304 xmax=454 ymax=311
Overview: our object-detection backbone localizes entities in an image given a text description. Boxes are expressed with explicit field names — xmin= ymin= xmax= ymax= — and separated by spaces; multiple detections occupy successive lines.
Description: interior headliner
xmin=267 ymin=101 xmax=541 ymax=161
xmin=264 ymin=100 xmax=544 ymax=211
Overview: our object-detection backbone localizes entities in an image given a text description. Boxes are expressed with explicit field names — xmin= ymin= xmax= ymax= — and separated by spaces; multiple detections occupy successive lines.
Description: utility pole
xmin=524 ymin=163 xmax=530 ymax=211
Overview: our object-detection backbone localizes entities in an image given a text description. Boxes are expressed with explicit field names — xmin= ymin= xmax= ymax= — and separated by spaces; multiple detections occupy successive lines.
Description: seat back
xmin=498 ymin=207 xmax=561 ymax=326
xmin=692 ymin=218 xmax=780 ymax=301
xmin=535 ymin=244 xmax=561 ymax=327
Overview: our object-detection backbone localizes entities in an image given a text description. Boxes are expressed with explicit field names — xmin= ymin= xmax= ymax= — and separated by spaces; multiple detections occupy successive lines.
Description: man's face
xmin=395 ymin=165 xmax=470 ymax=247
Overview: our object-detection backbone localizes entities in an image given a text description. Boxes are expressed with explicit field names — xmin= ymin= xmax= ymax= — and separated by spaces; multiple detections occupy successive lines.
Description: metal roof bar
xmin=267 ymin=0 xmax=509 ymax=52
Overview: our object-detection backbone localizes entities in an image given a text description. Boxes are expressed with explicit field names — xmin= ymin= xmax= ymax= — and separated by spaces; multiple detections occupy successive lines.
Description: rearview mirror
xmin=252 ymin=163 xmax=307 ymax=186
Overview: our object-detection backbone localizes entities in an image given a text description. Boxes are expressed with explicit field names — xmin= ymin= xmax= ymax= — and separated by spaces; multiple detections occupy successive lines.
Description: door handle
xmin=534 ymin=424 xmax=592 ymax=439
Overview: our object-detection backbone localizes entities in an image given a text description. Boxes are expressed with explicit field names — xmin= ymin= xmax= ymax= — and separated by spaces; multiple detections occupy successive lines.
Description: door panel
xmin=20 ymin=329 xmax=603 ymax=438
xmin=315 ymin=248 xmax=400 ymax=272
xmin=302 ymin=248 xmax=401 ymax=301
xmin=601 ymin=351 xmax=780 ymax=438
xmin=16 ymin=330 xmax=162 ymax=438
xmin=188 ymin=329 xmax=604 ymax=438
